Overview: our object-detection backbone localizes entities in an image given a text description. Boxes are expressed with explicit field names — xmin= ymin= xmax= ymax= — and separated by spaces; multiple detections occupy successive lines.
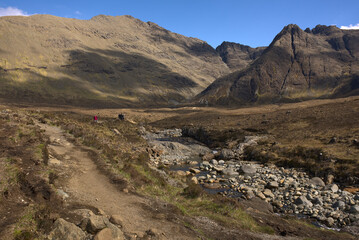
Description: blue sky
xmin=0 ymin=1 xmax=358 ymax=48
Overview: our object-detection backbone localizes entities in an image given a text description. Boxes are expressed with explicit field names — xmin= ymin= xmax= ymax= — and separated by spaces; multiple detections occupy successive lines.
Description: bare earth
xmin=39 ymin=123 xmax=196 ymax=239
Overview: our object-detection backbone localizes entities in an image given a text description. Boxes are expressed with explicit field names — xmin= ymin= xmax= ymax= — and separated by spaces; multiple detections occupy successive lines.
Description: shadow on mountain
xmin=61 ymin=47 xmax=198 ymax=90
xmin=0 ymin=47 xmax=201 ymax=108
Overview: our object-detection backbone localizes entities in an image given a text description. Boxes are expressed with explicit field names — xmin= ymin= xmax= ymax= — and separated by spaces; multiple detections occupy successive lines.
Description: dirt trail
xmin=38 ymin=123 xmax=196 ymax=239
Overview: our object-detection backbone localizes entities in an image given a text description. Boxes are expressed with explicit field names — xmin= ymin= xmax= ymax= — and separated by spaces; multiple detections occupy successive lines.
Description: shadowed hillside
xmin=0 ymin=14 xmax=230 ymax=107
xmin=197 ymin=25 xmax=359 ymax=105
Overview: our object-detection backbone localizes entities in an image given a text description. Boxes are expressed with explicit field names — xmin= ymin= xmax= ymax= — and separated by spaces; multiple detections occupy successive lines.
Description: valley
xmin=0 ymin=96 xmax=358 ymax=239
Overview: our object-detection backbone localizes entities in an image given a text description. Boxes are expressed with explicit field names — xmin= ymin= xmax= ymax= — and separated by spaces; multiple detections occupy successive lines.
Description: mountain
xmin=196 ymin=24 xmax=359 ymax=105
xmin=0 ymin=14 xmax=230 ymax=107
xmin=216 ymin=42 xmax=265 ymax=71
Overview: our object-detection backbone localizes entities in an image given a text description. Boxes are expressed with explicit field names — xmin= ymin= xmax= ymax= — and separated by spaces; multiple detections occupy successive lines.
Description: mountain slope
xmin=197 ymin=24 xmax=359 ymax=105
xmin=216 ymin=42 xmax=265 ymax=71
xmin=0 ymin=14 xmax=230 ymax=107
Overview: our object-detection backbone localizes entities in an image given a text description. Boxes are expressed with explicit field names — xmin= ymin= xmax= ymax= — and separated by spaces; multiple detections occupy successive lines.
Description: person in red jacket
xmin=94 ymin=115 xmax=98 ymax=123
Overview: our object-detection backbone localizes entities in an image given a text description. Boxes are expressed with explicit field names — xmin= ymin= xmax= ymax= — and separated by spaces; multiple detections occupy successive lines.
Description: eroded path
xmin=38 ymin=123 xmax=196 ymax=239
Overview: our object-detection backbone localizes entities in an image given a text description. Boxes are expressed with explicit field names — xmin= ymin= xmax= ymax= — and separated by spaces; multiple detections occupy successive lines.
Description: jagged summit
xmin=197 ymin=24 xmax=359 ymax=105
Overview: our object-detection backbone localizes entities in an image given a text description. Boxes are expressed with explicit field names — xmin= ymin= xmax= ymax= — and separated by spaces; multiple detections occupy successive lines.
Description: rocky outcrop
xmin=216 ymin=42 xmax=265 ymax=71
xmin=197 ymin=24 xmax=359 ymax=105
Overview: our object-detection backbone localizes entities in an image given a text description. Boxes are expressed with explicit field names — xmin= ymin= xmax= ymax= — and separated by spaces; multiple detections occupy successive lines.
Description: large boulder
xmin=48 ymin=218 xmax=87 ymax=240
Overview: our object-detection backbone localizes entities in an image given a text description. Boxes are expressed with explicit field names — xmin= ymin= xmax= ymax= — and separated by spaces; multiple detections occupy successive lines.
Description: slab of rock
xmin=309 ymin=177 xmax=325 ymax=187
xmin=49 ymin=218 xmax=87 ymax=240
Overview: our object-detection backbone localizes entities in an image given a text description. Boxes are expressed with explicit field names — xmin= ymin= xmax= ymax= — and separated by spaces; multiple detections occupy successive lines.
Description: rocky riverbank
xmin=144 ymin=128 xmax=359 ymax=234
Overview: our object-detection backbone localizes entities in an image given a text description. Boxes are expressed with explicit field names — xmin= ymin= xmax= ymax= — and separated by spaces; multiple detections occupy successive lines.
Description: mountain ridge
xmin=0 ymin=14 xmax=232 ymax=107
xmin=196 ymin=24 xmax=359 ymax=105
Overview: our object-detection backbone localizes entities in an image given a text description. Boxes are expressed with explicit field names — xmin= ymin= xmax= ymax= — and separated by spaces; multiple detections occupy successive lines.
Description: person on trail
xmin=94 ymin=115 xmax=98 ymax=123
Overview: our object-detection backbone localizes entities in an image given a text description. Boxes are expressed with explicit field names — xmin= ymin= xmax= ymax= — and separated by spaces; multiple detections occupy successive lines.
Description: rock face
xmin=0 ymin=14 xmax=230 ymax=107
xmin=197 ymin=24 xmax=359 ymax=105
xmin=216 ymin=42 xmax=265 ymax=71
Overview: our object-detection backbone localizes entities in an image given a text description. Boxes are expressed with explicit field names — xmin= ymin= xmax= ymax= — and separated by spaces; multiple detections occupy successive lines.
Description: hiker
xmin=94 ymin=115 xmax=98 ymax=123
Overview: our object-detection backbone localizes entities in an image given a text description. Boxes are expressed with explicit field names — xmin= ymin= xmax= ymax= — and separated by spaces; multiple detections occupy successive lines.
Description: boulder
xmin=266 ymin=181 xmax=279 ymax=189
xmin=263 ymin=189 xmax=274 ymax=198
xmin=80 ymin=215 xmax=109 ymax=234
xmin=219 ymin=149 xmax=235 ymax=160
xmin=326 ymin=174 xmax=335 ymax=184
xmin=325 ymin=184 xmax=339 ymax=193
xmin=210 ymin=159 xmax=218 ymax=165
xmin=240 ymin=164 xmax=257 ymax=175
xmin=325 ymin=217 xmax=335 ymax=227
xmin=350 ymin=205 xmax=359 ymax=214
xmin=332 ymin=200 xmax=346 ymax=210
xmin=48 ymin=218 xmax=87 ymax=240
xmin=309 ymin=177 xmax=325 ymax=188
xmin=190 ymin=176 xmax=198 ymax=185
xmin=109 ymin=215 xmax=123 ymax=226
xmin=189 ymin=168 xmax=201 ymax=174
xmin=222 ymin=168 xmax=239 ymax=177
xmin=295 ymin=196 xmax=313 ymax=207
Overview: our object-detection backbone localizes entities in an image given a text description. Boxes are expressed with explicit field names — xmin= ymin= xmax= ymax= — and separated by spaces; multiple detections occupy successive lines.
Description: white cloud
xmin=340 ymin=23 xmax=359 ymax=30
xmin=75 ymin=10 xmax=81 ymax=15
xmin=0 ymin=6 xmax=28 ymax=17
